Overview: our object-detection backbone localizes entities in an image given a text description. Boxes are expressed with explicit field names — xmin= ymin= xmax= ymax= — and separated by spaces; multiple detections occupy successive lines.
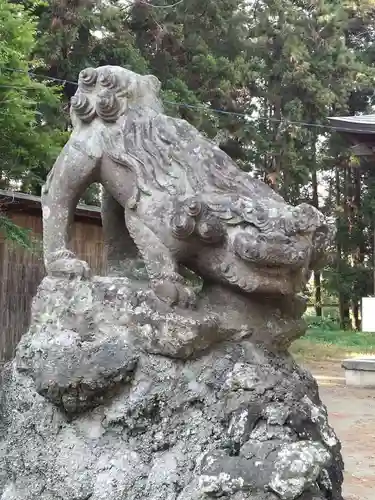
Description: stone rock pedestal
xmin=0 ymin=276 xmax=344 ymax=500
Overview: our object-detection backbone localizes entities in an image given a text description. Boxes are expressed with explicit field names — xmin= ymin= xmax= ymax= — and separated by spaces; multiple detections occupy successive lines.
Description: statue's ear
xmin=146 ymin=75 xmax=161 ymax=94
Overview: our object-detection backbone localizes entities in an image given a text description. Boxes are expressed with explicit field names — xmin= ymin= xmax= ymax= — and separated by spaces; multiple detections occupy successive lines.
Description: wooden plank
xmin=0 ymin=210 xmax=108 ymax=363
xmin=0 ymin=189 xmax=102 ymax=222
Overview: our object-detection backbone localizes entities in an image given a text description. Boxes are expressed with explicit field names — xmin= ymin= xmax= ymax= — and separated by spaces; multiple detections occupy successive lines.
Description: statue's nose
xmin=281 ymin=203 xmax=325 ymax=236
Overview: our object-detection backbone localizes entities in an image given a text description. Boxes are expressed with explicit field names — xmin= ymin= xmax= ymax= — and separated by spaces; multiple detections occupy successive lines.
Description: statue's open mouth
xmin=220 ymin=223 xmax=331 ymax=297
xmin=220 ymin=259 xmax=305 ymax=296
xmin=233 ymin=232 xmax=311 ymax=269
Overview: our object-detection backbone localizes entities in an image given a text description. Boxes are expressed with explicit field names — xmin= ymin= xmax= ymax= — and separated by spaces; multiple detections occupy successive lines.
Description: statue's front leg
xmin=41 ymin=139 xmax=99 ymax=277
xmin=125 ymin=209 xmax=196 ymax=308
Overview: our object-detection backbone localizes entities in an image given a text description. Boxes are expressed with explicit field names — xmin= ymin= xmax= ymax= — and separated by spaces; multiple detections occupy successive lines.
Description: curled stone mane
xmin=121 ymin=105 xmax=288 ymax=223
xmin=71 ymin=66 xmax=163 ymax=129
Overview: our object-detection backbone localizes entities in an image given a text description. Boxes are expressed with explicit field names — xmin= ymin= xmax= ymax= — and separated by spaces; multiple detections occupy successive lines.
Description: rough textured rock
xmin=0 ymin=276 xmax=344 ymax=500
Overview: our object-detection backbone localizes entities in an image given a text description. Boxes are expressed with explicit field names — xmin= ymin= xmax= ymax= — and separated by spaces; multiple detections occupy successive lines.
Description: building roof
xmin=0 ymin=189 xmax=101 ymax=224
xmin=328 ymin=115 xmax=375 ymax=157
xmin=328 ymin=115 xmax=375 ymax=134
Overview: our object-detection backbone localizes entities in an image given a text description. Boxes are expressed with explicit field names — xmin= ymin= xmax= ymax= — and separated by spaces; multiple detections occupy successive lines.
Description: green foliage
xmin=0 ymin=215 xmax=32 ymax=249
xmin=305 ymin=314 xmax=341 ymax=332
xmin=244 ymin=0 xmax=371 ymax=195
xmin=24 ymin=0 xmax=149 ymax=102
xmin=0 ymin=0 xmax=65 ymax=191
xmin=291 ymin=327 xmax=375 ymax=361
xmin=129 ymin=0 xmax=250 ymax=140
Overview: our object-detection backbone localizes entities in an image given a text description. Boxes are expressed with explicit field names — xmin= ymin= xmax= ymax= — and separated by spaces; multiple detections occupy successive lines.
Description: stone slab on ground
xmin=342 ymin=357 xmax=375 ymax=387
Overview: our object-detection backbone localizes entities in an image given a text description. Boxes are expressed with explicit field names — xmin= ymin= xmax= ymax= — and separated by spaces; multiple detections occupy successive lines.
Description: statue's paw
xmin=48 ymin=258 xmax=91 ymax=279
xmin=174 ymin=282 xmax=197 ymax=308
xmin=153 ymin=280 xmax=197 ymax=308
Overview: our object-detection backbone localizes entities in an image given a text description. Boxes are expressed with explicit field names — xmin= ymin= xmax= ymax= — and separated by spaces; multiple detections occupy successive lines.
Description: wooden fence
xmin=0 ymin=191 xmax=106 ymax=362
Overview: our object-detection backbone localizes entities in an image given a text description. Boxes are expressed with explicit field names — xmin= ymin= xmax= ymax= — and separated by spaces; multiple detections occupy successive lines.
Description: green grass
xmin=290 ymin=328 xmax=375 ymax=361
xmin=305 ymin=328 xmax=375 ymax=348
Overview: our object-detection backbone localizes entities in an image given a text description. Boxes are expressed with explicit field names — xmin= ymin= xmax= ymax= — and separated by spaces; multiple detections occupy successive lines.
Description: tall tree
xmin=322 ymin=0 xmax=375 ymax=328
xmin=129 ymin=0 xmax=250 ymax=153
xmin=19 ymin=0 xmax=149 ymax=104
xmin=13 ymin=0 xmax=149 ymax=202
xmin=0 ymin=0 xmax=63 ymax=191
xmin=0 ymin=0 xmax=64 ymax=244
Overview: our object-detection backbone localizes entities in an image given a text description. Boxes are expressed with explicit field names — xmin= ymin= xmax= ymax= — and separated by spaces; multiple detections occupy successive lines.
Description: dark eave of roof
xmin=0 ymin=189 xmax=101 ymax=224
xmin=328 ymin=115 xmax=375 ymax=135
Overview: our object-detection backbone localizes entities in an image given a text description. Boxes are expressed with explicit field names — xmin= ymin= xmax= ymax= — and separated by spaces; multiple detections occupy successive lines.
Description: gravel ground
xmin=306 ymin=361 xmax=375 ymax=500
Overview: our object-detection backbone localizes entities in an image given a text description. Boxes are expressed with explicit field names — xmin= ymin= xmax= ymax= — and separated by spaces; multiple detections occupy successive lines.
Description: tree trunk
xmin=311 ymin=145 xmax=322 ymax=317
xmin=339 ymin=300 xmax=351 ymax=330
xmin=336 ymin=165 xmax=351 ymax=329
xmin=352 ymin=166 xmax=364 ymax=330
xmin=314 ymin=271 xmax=322 ymax=317
xmin=352 ymin=300 xmax=360 ymax=331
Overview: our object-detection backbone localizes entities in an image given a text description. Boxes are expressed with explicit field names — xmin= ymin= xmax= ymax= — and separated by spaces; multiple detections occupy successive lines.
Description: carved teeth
xmin=238 ymin=278 xmax=247 ymax=289
xmin=220 ymin=262 xmax=230 ymax=273
xmin=227 ymin=275 xmax=238 ymax=284
xmin=245 ymin=283 xmax=256 ymax=292
xmin=220 ymin=264 xmax=257 ymax=292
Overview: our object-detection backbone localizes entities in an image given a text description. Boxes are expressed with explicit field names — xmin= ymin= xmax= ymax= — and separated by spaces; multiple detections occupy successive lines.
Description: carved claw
xmin=47 ymin=251 xmax=91 ymax=279
xmin=219 ymin=262 xmax=258 ymax=293
xmin=153 ymin=280 xmax=196 ymax=308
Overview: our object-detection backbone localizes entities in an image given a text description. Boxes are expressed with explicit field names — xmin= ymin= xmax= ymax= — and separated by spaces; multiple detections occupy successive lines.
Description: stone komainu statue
xmin=42 ymin=65 xmax=330 ymax=306
xmin=2 ymin=66 xmax=343 ymax=500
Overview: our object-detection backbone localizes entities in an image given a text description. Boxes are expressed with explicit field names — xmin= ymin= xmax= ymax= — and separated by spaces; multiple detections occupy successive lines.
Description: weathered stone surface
xmin=13 ymin=276 xmax=306 ymax=414
xmin=0 ymin=276 xmax=344 ymax=500
xmin=15 ymin=277 xmax=138 ymax=413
